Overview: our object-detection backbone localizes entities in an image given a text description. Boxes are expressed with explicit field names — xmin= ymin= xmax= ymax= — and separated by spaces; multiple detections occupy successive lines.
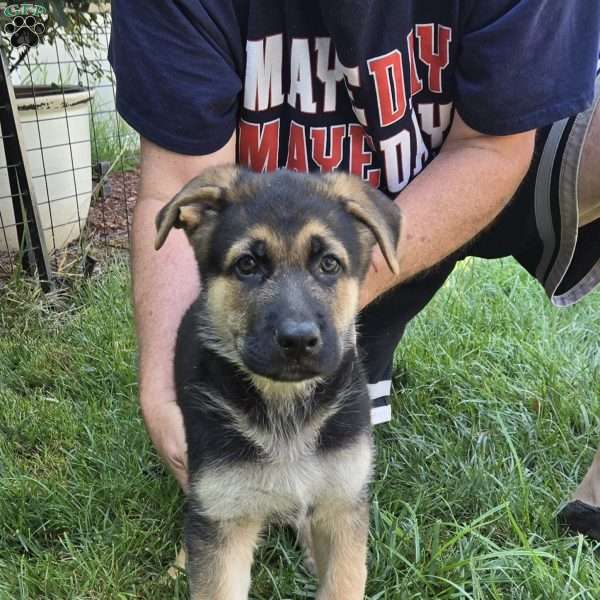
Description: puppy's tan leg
xmin=311 ymin=501 xmax=369 ymax=600
xmin=186 ymin=515 xmax=262 ymax=600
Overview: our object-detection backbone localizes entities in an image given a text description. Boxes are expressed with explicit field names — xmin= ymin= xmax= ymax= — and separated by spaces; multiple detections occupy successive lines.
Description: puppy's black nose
xmin=276 ymin=320 xmax=322 ymax=356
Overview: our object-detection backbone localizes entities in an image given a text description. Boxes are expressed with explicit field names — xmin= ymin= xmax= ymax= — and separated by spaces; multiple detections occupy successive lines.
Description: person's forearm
xmin=132 ymin=198 xmax=199 ymax=489
xmin=395 ymin=131 xmax=535 ymax=281
xmin=132 ymin=198 xmax=198 ymax=407
xmin=132 ymin=135 xmax=236 ymax=489
xmin=360 ymin=117 xmax=535 ymax=306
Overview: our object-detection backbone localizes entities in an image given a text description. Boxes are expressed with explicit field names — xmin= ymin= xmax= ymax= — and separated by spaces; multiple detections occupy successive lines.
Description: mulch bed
xmin=86 ymin=168 xmax=140 ymax=249
xmin=0 ymin=169 xmax=140 ymax=283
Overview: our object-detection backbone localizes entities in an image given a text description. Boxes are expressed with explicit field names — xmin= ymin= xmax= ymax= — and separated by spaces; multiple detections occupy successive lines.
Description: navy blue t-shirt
xmin=109 ymin=0 xmax=599 ymax=196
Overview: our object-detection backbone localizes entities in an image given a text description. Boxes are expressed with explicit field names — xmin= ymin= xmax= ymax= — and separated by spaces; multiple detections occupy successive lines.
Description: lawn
xmin=0 ymin=257 xmax=599 ymax=599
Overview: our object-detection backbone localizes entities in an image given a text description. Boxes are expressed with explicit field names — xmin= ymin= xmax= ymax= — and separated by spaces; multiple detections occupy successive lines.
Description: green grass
xmin=90 ymin=109 xmax=139 ymax=173
xmin=0 ymin=257 xmax=599 ymax=599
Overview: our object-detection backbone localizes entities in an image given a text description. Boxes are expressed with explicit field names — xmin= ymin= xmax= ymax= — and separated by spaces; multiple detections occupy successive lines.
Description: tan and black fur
xmin=155 ymin=166 xmax=401 ymax=600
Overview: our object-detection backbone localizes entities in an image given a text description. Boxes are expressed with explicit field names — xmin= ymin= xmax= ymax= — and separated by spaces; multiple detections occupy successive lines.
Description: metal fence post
xmin=0 ymin=46 xmax=52 ymax=290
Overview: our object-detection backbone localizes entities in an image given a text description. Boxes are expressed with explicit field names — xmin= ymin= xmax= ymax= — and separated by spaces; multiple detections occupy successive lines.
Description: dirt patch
xmin=0 ymin=169 xmax=140 ymax=283
xmin=86 ymin=169 xmax=139 ymax=249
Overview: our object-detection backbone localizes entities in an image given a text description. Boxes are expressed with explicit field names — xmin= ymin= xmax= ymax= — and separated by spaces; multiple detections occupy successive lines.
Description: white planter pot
xmin=0 ymin=85 xmax=95 ymax=252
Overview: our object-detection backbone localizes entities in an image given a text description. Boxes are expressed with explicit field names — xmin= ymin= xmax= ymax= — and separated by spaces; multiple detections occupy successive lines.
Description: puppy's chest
xmin=192 ymin=434 xmax=372 ymax=521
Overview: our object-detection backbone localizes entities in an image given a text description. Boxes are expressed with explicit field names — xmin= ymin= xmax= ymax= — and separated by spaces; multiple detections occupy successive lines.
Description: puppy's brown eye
xmin=235 ymin=255 xmax=259 ymax=276
xmin=319 ymin=255 xmax=341 ymax=275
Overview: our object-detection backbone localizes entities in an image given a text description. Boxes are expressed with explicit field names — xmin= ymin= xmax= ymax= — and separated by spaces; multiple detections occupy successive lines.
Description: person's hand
xmin=141 ymin=392 xmax=188 ymax=492
xmin=359 ymin=246 xmax=400 ymax=309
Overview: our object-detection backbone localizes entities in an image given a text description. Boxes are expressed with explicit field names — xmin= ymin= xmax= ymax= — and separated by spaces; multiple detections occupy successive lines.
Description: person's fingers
xmin=169 ymin=459 xmax=189 ymax=492
xmin=359 ymin=248 xmax=397 ymax=308
xmin=160 ymin=430 xmax=189 ymax=491
xmin=141 ymin=399 xmax=189 ymax=491
xmin=159 ymin=438 xmax=188 ymax=491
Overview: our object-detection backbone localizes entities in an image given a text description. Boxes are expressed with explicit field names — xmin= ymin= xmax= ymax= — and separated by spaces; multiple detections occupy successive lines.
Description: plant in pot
xmin=0 ymin=1 xmax=108 ymax=254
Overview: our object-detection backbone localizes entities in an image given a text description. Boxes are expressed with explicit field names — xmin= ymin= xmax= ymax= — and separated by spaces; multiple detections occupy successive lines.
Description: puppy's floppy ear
xmin=323 ymin=172 xmax=402 ymax=275
xmin=154 ymin=183 xmax=223 ymax=250
xmin=154 ymin=165 xmax=240 ymax=250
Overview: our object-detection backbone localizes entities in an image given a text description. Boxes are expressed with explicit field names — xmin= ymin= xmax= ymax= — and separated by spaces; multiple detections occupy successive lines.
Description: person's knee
xmin=578 ymin=92 xmax=600 ymax=226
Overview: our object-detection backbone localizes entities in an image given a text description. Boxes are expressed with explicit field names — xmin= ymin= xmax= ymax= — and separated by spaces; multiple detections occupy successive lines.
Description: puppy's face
xmin=155 ymin=167 xmax=401 ymax=383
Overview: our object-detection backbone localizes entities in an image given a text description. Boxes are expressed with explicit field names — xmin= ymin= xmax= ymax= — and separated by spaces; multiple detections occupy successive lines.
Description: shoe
xmin=558 ymin=500 xmax=600 ymax=540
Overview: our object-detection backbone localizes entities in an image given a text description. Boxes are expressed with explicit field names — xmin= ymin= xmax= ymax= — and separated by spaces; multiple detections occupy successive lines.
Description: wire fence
xmin=0 ymin=8 xmax=139 ymax=287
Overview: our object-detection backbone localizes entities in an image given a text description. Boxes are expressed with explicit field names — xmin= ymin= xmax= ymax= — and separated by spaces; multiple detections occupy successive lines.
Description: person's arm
xmin=359 ymin=111 xmax=536 ymax=307
xmin=133 ymin=134 xmax=236 ymax=490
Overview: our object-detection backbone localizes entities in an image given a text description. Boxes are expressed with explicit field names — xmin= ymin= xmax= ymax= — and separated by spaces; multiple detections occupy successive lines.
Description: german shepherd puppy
xmin=154 ymin=166 xmax=402 ymax=600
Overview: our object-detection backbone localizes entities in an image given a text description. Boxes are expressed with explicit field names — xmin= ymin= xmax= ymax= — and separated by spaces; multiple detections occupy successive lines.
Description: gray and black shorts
xmin=362 ymin=66 xmax=600 ymax=425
